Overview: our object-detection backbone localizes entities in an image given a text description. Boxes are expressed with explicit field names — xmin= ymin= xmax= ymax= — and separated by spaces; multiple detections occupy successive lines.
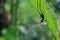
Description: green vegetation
xmin=31 ymin=0 xmax=57 ymax=39
xmin=0 ymin=0 xmax=60 ymax=40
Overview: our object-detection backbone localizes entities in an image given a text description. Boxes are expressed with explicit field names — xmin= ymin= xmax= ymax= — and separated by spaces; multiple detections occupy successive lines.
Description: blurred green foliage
xmin=0 ymin=0 xmax=60 ymax=40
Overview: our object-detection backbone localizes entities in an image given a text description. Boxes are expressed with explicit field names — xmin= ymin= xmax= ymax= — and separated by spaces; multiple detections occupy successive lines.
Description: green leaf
xmin=30 ymin=0 xmax=58 ymax=39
